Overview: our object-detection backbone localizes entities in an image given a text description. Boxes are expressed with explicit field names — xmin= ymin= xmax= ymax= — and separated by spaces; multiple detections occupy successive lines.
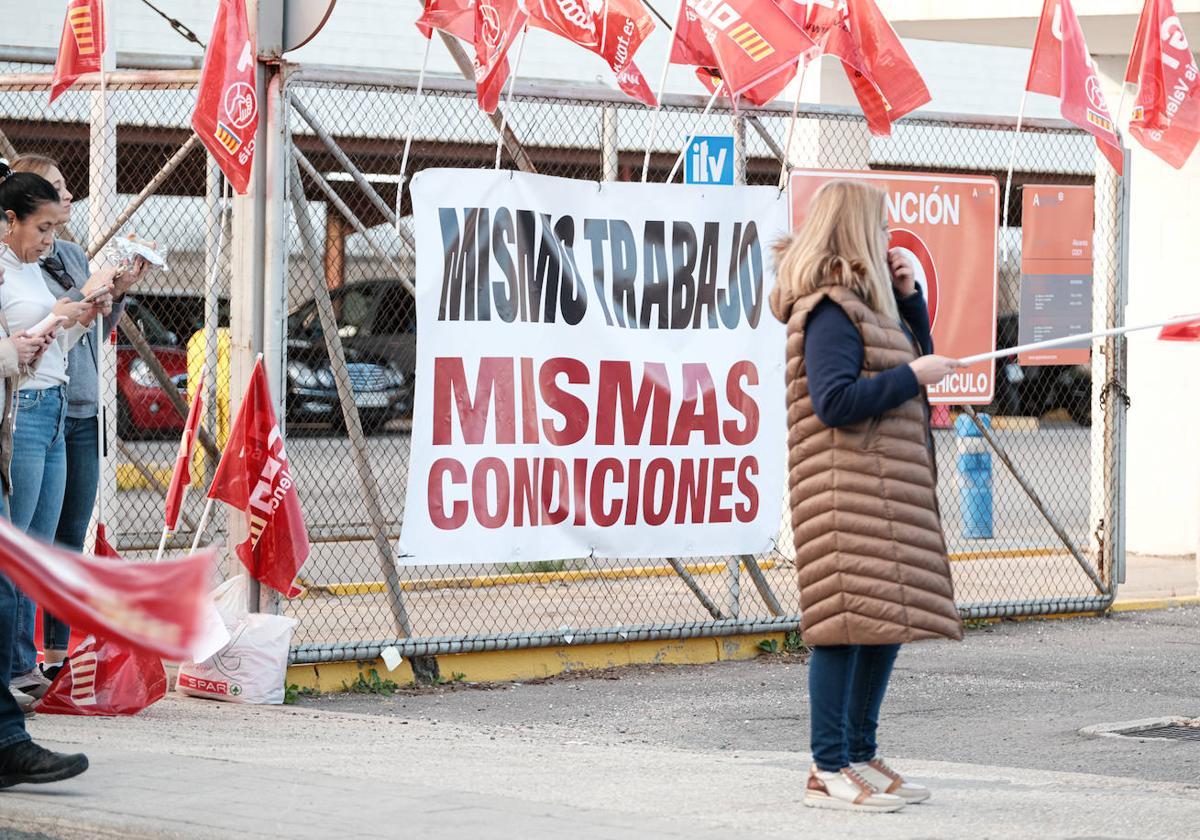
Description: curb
xmin=285 ymin=596 xmax=1200 ymax=692
xmin=301 ymin=559 xmax=781 ymax=597
xmin=1109 ymin=595 xmax=1200 ymax=613
xmin=300 ymin=548 xmax=1066 ymax=597
xmin=285 ymin=631 xmax=790 ymax=691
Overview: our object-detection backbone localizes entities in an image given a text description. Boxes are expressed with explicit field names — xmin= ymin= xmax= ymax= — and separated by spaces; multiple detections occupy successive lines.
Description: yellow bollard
xmin=187 ymin=328 xmax=231 ymax=485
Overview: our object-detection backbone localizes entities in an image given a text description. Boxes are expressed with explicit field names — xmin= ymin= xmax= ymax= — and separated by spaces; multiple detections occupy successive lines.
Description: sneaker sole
xmin=0 ymin=756 xmax=89 ymax=790
xmin=897 ymin=789 xmax=932 ymax=804
xmin=803 ymin=791 xmax=906 ymax=813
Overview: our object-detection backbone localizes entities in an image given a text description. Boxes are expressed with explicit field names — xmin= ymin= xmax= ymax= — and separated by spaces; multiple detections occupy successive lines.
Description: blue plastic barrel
xmin=953 ymin=414 xmax=993 ymax=539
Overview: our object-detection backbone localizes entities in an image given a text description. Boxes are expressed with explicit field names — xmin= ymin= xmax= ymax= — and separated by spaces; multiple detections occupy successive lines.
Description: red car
xmin=115 ymin=298 xmax=189 ymax=439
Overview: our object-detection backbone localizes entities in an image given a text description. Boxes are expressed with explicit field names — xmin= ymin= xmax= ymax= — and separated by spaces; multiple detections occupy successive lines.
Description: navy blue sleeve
xmin=804 ymin=299 xmax=922 ymax=428
xmin=896 ymin=285 xmax=933 ymax=355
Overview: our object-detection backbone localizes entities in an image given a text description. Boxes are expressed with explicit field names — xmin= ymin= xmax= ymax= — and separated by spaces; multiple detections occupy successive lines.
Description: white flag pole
xmin=154 ymin=526 xmax=170 ymax=562
xmin=665 ymin=81 xmax=724 ymax=183
xmin=494 ymin=27 xmax=529 ymax=171
xmin=777 ymin=58 xmax=810 ymax=190
xmin=958 ymin=313 xmax=1200 ymax=366
xmin=1113 ymin=82 xmax=1131 ymax=132
xmin=396 ymin=36 xmax=433 ymax=235
xmin=641 ymin=0 xmax=684 ymax=182
xmin=999 ymin=88 xmax=1030 ymax=266
xmin=190 ymin=498 xmax=215 ymax=554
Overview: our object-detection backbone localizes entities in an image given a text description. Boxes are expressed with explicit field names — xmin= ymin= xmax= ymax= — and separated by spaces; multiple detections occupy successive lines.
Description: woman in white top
xmin=0 ymin=166 xmax=114 ymax=700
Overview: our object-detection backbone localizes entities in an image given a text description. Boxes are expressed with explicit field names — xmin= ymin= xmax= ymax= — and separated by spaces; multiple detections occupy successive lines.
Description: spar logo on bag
xmin=177 ymin=672 xmax=242 ymax=697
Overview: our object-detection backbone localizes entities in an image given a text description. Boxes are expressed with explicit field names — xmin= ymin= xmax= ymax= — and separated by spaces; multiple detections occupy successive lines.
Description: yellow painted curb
xmin=301 ymin=559 xmax=780 ymax=598
xmin=286 ymin=632 xmax=789 ymax=692
xmin=116 ymin=462 xmax=173 ymax=491
xmin=949 ymin=547 xmax=1064 ymax=563
xmin=1110 ymin=595 xmax=1200 ymax=613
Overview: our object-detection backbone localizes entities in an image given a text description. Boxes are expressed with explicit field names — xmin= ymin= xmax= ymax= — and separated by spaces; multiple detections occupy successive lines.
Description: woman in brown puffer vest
xmin=770 ymin=180 xmax=965 ymax=813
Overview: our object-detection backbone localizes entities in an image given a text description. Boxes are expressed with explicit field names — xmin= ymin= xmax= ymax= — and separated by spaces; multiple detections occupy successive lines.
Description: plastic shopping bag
xmin=35 ymin=635 xmax=167 ymax=716
xmin=175 ymin=576 xmax=297 ymax=705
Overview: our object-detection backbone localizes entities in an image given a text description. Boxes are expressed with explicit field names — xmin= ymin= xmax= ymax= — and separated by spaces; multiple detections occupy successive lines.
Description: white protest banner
xmin=399 ymin=170 xmax=788 ymax=565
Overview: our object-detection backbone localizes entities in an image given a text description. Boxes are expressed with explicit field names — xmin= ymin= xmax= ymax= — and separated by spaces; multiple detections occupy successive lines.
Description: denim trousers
xmin=7 ymin=386 xmax=67 ymax=680
xmin=0 ymin=494 xmax=30 ymax=748
xmin=42 ymin=415 xmax=99 ymax=653
xmin=808 ymin=643 xmax=901 ymax=772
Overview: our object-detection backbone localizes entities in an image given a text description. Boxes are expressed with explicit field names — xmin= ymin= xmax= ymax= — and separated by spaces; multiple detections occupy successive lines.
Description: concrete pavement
xmin=1 ymin=607 xmax=1198 ymax=839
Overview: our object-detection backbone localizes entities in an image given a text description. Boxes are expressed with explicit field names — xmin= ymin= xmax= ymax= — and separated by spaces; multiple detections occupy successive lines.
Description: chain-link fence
xmin=0 ymin=59 xmax=1126 ymax=666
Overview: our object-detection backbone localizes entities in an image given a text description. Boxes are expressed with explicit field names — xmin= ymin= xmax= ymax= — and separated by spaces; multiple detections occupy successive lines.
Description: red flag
xmin=209 ymin=359 xmax=309 ymax=598
xmin=94 ymin=523 xmax=121 ymax=559
xmin=164 ymin=369 xmax=206 ymax=533
xmin=0 ymin=518 xmax=215 ymax=661
xmin=670 ymin=0 xmax=815 ymax=99
xmin=417 ymin=0 xmax=511 ymax=112
xmin=474 ymin=0 xmax=528 ymax=114
xmin=50 ymin=0 xmax=106 ymax=103
xmin=1027 ymin=0 xmax=1124 ymax=174
xmin=193 ymin=0 xmax=259 ymax=194
xmin=416 ymin=0 xmax=475 ymax=40
xmin=842 ymin=0 xmax=930 ymax=135
xmin=528 ymin=0 xmax=658 ymax=105
xmin=1158 ymin=317 xmax=1200 ymax=341
xmin=1124 ymin=0 xmax=1200 ymax=169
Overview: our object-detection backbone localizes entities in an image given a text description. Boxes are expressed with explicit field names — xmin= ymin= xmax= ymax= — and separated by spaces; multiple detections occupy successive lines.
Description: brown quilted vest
xmin=771 ymin=283 xmax=963 ymax=646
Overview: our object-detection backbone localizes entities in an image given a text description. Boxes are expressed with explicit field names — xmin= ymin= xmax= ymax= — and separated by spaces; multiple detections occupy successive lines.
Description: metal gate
xmin=0 ymin=56 xmax=1126 ymax=667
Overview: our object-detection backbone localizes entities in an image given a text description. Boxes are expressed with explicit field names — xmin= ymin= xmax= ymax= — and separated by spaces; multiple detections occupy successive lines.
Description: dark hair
xmin=0 ymin=162 xmax=61 ymax=221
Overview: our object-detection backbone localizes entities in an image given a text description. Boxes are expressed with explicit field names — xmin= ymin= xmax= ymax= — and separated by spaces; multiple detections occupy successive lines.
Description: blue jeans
xmin=808 ymin=644 xmax=901 ymax=772
xmin=44 ymin=415 xmax=99 ymax=653
xmin=8 ymin=386 xmax=67 ymax=680
xmin=0 ymin=496 xmax=29 ymax=748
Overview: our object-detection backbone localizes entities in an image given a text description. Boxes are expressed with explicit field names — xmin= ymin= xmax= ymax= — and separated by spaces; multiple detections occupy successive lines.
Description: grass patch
xmin=342 ymin=668 xmax=402 ymax=695
xmin=284 ymin=683 xmax=318 ymax=705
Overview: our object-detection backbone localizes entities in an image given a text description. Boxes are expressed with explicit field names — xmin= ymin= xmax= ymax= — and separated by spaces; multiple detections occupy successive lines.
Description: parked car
xmin=115 ymin=297 xmax=188 ymax=439
xmin=286 ymin=280 xmax=416 ymax=433
xmin=287 ymin=279 xmax=416 ymax=381
xmin=988 ymin=314 xmax=1091 ymax=426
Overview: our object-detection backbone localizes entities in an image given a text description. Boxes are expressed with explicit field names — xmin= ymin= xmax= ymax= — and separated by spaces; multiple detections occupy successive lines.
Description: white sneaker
xmin=803 ymin=765 xmax=907 ymax=812
xmin=852 ymin=758 xmax=931 ymax=804
xmin=10 ymin=668 xmax=52 ymax=700
xmin=8 ymin=686 xmax=36 ymax=715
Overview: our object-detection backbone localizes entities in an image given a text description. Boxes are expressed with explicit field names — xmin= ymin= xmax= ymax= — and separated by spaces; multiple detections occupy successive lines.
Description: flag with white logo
xmin=1027 ymin=0 xmax=1124 ymax=173
xmin=669 ymin=0 xmax=815 ymax=99
xmin=1123 ymin=0 xmax=1200 ymax=168
xmin=208 ymin=359 xmax=309 ymax=597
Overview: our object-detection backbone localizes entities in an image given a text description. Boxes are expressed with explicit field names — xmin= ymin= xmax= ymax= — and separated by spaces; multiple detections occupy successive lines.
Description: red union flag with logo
xmin=416 ymin=0 xmax=511 ymax=113
xmin=163 ymin=369 xmax=205 ymax=533
xmin=208 ymin=359 xmax=309 ymax=597
xmin=1027 ymin=0 xmax=1124 ymax=174
xmin=528 ymin=0 xmax=658 ymax=105
xmin=842 ymin=0 xmax=930 ymax=135
xmin=50 ymin=0 xmax=106 ymax=103
xmin=474 ymin=0 xmax=527 ymax=114
xmin=193 ymin=0 xmax=258 ymax=193
xmin=670 ymin=0 xmax=815 ymax=99
xmin=0 ymin=518 xmax=215 ymax=661
xmin=1123 ymin=0 xmax=1200 ymax=169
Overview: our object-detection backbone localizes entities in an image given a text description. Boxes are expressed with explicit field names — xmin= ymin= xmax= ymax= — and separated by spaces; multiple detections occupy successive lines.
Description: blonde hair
xmin=10 ymin=154 xmax=60 ymax=180
xmin=773 ymin=179 xmax=897 ymax=322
